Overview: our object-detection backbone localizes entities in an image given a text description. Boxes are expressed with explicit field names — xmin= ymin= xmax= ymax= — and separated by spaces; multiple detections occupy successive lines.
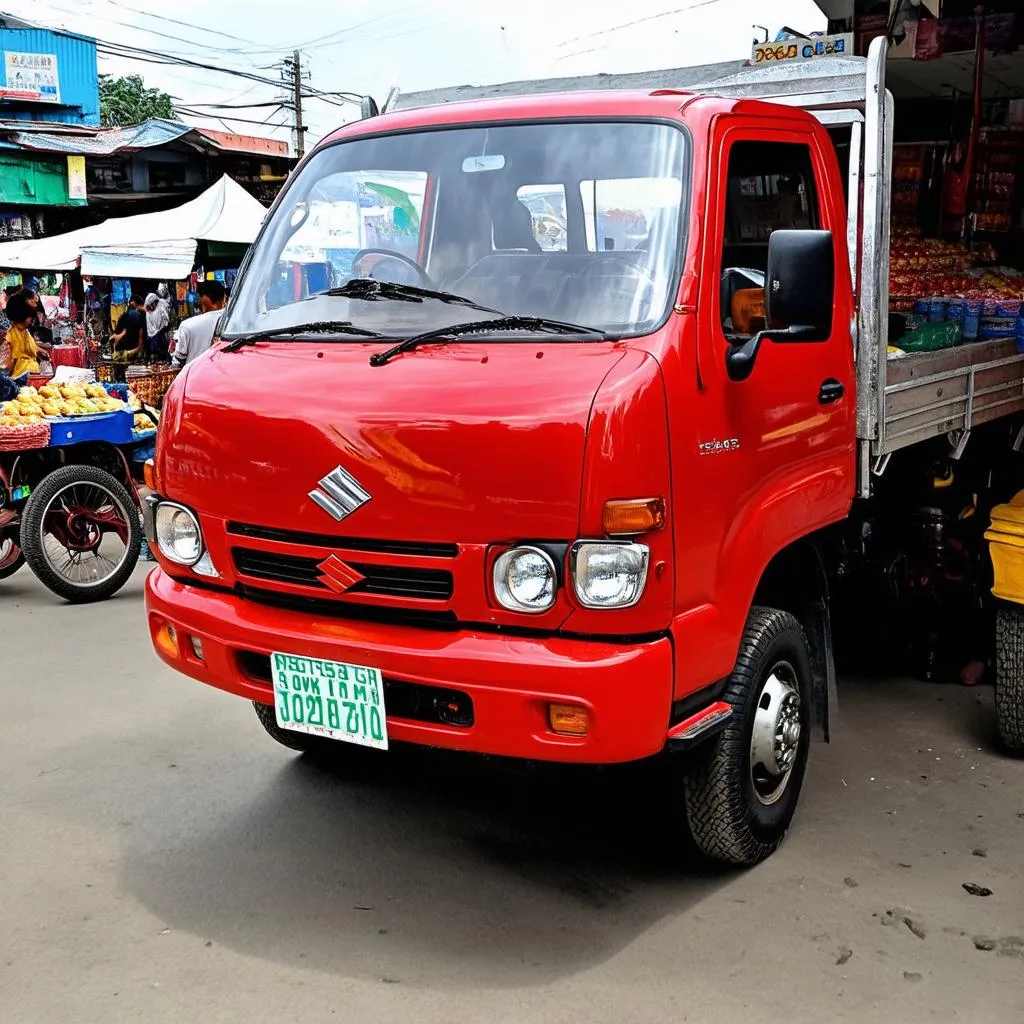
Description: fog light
xmin=190 ymin=635 xmax=205 ymax=660
xmin=548 ymin=703 xmax=589 ymax=736
xmin=154 ymin=620 xmax=179 ymax=658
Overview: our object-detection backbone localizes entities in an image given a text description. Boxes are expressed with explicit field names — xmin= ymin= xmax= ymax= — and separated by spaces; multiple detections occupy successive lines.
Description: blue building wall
xmin=0 ymin=27 xmax=99 ymax=126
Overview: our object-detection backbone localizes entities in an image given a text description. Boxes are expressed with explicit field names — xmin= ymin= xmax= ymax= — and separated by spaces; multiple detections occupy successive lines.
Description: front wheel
xmin=683 ymin=607 xmax=812 ymax=865
xmin=21 ymin=465 xmax=141 ymax=603
xmin=994 ymin=604 xmax=1024 ymax=754
xmin=252 ymin=700 xmax=386 ymax=771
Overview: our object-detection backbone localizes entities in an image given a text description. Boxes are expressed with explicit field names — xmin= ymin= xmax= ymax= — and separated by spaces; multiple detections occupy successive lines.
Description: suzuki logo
xmin=317 ymin=554 xmax=365 ymax=594
xmin=309 ymin=466 xmax=371 ymax=522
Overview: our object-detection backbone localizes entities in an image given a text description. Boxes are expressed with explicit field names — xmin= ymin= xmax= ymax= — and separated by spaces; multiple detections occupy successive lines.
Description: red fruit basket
xmin=0 ymin=420 xmax=50 ymax=451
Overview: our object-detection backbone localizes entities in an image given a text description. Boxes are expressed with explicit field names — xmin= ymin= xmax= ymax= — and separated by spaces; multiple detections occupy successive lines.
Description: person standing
xmin=110 ymin=294 xmax=147 ymax=360
xmin=171 ymin=281 xmax=226 ymax=368
xmin=144 ymin=292 xmax=170 ymax=362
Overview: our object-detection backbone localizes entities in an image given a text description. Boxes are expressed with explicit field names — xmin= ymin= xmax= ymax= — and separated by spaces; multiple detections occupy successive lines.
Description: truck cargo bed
xmin=880 ymin=339 xmax=1024 ymax=455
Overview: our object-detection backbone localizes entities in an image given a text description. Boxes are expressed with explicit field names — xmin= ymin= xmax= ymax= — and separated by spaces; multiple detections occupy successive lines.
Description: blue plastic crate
xmin=48 ymin=409 xmax=134 ymax=447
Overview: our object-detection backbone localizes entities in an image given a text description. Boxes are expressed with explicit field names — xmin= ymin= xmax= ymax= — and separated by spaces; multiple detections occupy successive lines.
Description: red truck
xmin=144 ymin=43 xmax=1024 ymax=864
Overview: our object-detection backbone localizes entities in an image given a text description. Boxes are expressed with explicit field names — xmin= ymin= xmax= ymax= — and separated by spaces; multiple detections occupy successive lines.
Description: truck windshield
xmin=221 ymin=120 xmax=687 ymax=341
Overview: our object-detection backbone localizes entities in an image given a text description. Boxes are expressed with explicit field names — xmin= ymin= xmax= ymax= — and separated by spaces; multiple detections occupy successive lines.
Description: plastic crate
xmin=48 ymin=409 xmax=134 ymax=447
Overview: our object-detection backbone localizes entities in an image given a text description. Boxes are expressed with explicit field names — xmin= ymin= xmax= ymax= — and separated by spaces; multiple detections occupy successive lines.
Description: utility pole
xmin=279 ymin=51 xmax=308 ymax=160
xmin=292 ymin=50 xmax=305 ymax=159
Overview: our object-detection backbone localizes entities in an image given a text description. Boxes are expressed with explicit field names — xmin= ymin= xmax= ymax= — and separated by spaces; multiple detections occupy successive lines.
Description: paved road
xmin=3 ymin=565 xmax=1023 ymax=1023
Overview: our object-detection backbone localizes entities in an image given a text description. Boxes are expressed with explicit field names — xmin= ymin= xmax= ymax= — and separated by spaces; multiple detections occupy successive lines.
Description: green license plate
xmin=271 ymin=652 xmax=388 ymax=750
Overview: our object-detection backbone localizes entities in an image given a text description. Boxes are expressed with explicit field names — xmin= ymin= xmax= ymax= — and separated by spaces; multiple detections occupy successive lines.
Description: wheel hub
xmin=749 ymin=664 xmax=803 ymax=806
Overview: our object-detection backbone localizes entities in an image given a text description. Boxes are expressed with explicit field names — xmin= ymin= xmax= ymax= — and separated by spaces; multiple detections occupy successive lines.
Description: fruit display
xmin=133 ymin=414 xmax=155 ymax=432
xmin=0 ymin=382 xmax=127 ymax=426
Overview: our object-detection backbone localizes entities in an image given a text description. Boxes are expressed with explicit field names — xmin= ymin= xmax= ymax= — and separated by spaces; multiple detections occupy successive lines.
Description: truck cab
xmin=145 ymin=88 xmax=856 ymax=865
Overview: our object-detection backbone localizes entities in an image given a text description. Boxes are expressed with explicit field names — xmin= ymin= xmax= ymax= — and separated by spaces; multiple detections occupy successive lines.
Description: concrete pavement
xmin=2 ymin=565 xmax=1023 ymax=1023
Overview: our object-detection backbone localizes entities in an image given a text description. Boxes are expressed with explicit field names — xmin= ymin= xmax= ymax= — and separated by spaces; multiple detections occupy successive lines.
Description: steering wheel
xmin=350 ymin=248 xmax=434 ymax=289
xmin=579 ymin=257 xmax=658 ymax=322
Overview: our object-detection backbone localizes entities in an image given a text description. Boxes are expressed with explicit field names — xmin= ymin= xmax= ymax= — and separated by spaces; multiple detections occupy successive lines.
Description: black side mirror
xmin=360 ymin=96 xmax=380 ymax=120
xmin=726 ymin=229 xmax=834 ymax=382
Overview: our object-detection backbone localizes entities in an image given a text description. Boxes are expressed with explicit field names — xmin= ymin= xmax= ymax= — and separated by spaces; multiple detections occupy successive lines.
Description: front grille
xmin=238 ymin=583 xmax=459 ymax=630
xmin=233 ymin=548 xmax=454 ymax=600
xmin=226 ymin=521 xmax=458 ymax=559
xmin=237 ymin=650 xmax=474 ymax=728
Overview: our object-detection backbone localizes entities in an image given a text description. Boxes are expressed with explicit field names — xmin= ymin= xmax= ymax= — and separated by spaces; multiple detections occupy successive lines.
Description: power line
xmin=100 ymin=0 xmax=262 ymax=49
xmin=556 ymin=0 xmax=726 ymax=49
xmin=95 ymin=40 xmax=361 ymax=108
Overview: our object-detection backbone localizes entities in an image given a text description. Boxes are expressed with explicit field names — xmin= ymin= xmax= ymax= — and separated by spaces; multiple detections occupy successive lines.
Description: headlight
xmin=493 ymin=546 xmax=557 ymax=613
xmin=572 ymin=542 xmax=649 ymax=609
xmin=154 ymin=502 xmax=203 ymax=565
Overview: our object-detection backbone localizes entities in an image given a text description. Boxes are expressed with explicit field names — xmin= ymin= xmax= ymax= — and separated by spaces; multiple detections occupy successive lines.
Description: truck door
xmin=684 ymin=118 xmax=856 ymax=671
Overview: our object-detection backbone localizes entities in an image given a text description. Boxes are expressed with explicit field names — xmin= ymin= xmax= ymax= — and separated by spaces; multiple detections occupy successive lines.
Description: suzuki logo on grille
xmin=309 ymin=466 xmax=371 ymax=522
xmin=317 ymin=554 xmax=365 ymax=594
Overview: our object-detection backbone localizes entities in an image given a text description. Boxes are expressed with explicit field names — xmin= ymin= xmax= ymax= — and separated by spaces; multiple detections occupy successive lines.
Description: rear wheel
xmin=21 ymin=465 xmax=141 ymax=603
xmin=683 ymin=607 xmax=812 ymax=865
xmin=994 ymin=604 xmax=1024 ymax=754
xmin=0 ymin=530 xmax=24 ymax=580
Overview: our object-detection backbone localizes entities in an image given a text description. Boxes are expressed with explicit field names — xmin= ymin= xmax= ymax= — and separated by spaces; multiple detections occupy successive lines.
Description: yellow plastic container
xmin=986 ymin=489 xmax=1024 ymax=604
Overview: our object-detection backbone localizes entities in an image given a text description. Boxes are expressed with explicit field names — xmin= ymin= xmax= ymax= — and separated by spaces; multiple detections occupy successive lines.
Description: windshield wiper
xmin=222 ymin=320 xmax=384 ymax=352
xmin=369 ymin=316 xmax=607 ymax=367
xmin=314 ymin=278 xmax=503 ymax=316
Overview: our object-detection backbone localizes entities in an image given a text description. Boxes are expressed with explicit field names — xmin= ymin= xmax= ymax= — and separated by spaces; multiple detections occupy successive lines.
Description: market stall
xmin=0 ymin=370 xmax=156 ymax=602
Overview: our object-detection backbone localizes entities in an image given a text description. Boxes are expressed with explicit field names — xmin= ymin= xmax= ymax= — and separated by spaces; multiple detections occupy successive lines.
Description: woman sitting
xmin=2 ymin=292 xmax=51 ymax=381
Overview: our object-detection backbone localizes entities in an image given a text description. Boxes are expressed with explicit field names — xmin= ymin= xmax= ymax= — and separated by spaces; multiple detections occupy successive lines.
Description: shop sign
xmin=752 ymin=33 xmax=853 ymax=65
xmin=67 ymin=155 xmax=87 ymax=201
xmin=0 ymin=51 xmax=60 ymax=103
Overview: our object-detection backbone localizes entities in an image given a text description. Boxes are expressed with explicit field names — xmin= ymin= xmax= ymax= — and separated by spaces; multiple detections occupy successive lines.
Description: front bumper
xmin=145 ymin=568 xmax=675 ymax=764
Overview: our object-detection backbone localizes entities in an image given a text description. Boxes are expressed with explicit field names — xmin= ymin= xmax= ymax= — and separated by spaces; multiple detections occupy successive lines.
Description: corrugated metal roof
xmin=393 ymin=59 xmax=746 ymax=109
xmin=196 ymin=127 xmax=289 ymax=157
xmin=10 ymin=117 xmax=191 ymax=154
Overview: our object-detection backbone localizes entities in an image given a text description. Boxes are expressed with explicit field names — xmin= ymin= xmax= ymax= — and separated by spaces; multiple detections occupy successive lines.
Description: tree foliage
xmin=99 ymin=74 xmax=175 ymax=127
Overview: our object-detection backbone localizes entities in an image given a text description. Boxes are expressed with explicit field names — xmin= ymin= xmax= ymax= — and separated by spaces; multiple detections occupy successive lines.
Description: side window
xmin=580 ymin=177 xmax=680 ymax=253
xmin=516 ymin=185 xmax=567 ymax=251
xmin=720 ymin=141 xmax=821 ymax=337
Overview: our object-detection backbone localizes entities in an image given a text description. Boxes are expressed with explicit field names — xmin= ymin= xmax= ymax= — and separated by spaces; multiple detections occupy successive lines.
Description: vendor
xmin=110 ymin=294 xmax=146 ymax=360
xmin=2 ymin=292 xmax=51 ymax=379
xmin=21 ymin=289 xmax=53 ymax=348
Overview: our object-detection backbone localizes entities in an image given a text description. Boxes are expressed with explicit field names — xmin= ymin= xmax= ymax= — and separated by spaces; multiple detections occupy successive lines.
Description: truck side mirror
xmin=765 ymin=229 xmax=834 ymax=336
xmin=726 ymin=229 xmax=835 ymax=382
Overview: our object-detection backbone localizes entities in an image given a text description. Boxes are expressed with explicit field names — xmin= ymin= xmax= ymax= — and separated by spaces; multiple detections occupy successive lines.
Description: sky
xmin=6 ymin=0 xmax=826 ymax=151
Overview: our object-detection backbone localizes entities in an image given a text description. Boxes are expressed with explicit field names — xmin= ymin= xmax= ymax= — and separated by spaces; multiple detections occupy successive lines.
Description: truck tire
xmin=994 ymin=604 xmax=1024 ymax=754
xmin=252 ymin=700 xmax=384 ymax=768
xmin=683 ymin=606 xmax=812 ymax=866
xmin=20 ymin=465 xmax=141 ymax=603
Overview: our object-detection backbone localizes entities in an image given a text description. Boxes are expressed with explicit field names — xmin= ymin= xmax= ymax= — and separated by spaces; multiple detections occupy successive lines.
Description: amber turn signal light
xmin=548 ymin=703 xmax=589 ymax=736
xmin=153 ymin=620 xmax=179 ymax=659
xmin=143 ymin=458 xmax=157 ymax=491
xmin=603 ymin=498 xmax=665 ymax=536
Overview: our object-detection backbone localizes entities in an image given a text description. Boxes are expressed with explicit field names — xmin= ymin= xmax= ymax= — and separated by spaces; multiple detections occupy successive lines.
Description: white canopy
xmin=0 ymin=175 xmax=267 ymax=278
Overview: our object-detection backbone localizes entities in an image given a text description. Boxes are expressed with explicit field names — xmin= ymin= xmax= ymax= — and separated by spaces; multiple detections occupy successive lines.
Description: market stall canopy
xmin=0 ymin=175 xmax=268 ymax=276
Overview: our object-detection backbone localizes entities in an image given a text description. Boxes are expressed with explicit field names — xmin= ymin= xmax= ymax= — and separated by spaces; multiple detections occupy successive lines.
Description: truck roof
xmin=319 ymin=88 xmax=821 ymax=150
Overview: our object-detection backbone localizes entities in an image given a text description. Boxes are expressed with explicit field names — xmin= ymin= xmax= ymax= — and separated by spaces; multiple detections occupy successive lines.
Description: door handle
xmin=818 ymin=378 xmax=845 ymax=404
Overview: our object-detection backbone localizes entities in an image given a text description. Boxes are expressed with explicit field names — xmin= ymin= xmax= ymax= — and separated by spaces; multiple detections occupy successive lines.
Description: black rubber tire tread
xmin=994 ymin=604 xmax=1024 ymax=753
xmin=21 ymin=465 xmax=141 ymax=604
xmin=252 ymin=700 xmax=386 ymax=768
xmin=683 ymin=606 xmax=812 ymax=866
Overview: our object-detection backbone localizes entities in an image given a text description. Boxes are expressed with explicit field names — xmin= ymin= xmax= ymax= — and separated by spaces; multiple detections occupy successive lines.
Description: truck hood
xmin=159 ymin=341 xmax=630 ymax=544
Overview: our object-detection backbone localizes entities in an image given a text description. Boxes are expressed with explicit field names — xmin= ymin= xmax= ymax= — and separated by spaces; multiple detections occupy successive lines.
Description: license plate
xmin=271 ymin=652 xmax=388 ymax=750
